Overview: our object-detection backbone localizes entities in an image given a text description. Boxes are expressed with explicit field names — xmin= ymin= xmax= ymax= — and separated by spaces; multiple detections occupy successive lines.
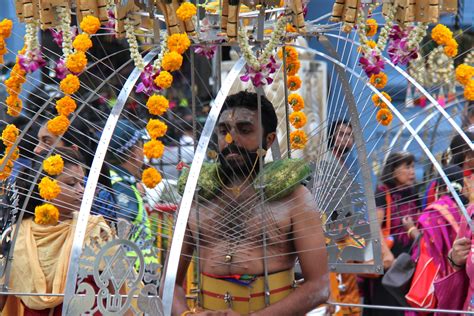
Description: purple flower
xmin=387 ymin=25 xmax=418 ymax=66
xmin=18 ymin=48 xmax=46 ymax=73
xmin=54 ymin=58 xmax=69 ymax=79
xmin=105 ymin=10 xmax=117 ymax=36
xmin=193 ymin=45 xmax=217 ymax=59
xmin=136 ymin=65 xmax=160 ymax=95
xmin=240 ymin=56 xmax=279 ymax=87
xmin=359 ymin=50 xmax=384 ymax=77
xmin=49 ymin=26 xmax=78 ymax=47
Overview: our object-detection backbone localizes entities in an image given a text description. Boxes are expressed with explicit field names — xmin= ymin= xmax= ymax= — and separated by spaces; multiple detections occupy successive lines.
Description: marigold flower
xmin=6 ymin=95 xmax=22 ymax=117
xmin=464 ymin=80 xmax=474 ymax=101
xmin=0 ymin=37 xmax=6 ymax=55
xmin=154 ymin=71 xmax=173 ymax=89
xmin=369 ymin=72 xmax=388 ymax=89
xmin=286 ymin=60 xmax=300 ymax=76
xmin=288 ymin=93 xmax=304 ymax=111
xmin=146 ymin=119 xmax=168 ymax=139
xmin=444 ymin=38 xmax=458 ymax=58
xmin=162 ymin=51 xmax=183 ymax=72
xmin=56 ymin=95 xmax=77 ymax=116
xmin=0 ymin=19 xmax=13 ymax=38
xmin=372 ymin=92 xmax=392 ymax=108
xmin=38 ymin=176 xmax=61 ymax=200
xmin=289 ymin=111 xmax=307 ymax=129
xmin=431 ymin=24 xmax=453 ymax=46
xmin=0 ymin=157 xmax=13 ymax=180
xmin=376 ymin=108 xmax=393 ymax=126
xmin=80 ymin=15 xmax=101 ymax=35
xmin=287 ymin=76 xmax=302 ymax=91
xmin=176 ymin=2 xmax=197 ymax=21
xmin=366 ymin=19 xmax=378 ymax=37
xmin=66 ymin=51 xmax=87 ymax=74
xmin=60 ymin=74 xmax=80 ymax=95
xmin=286 ymin=24 xmax=297 ymax=33
xmin=5 ymin=146 xmax=19 ymax=161
xmin=43 ymin=154 xmax=64 ymax=176
xmin=456 ymin=64 xmax=474 ymax=86
xmin=47 ymin=115 xmax=70 ymax=136
xmin=34 ymin=203 xmax=59 ymax=225
xmin=147 ymin=95 xmax=169 ymax=116
xmin=142 ymin=167 xmax=162 ymax=188
xmin=278 ymin=46 xmax=298 ymax=63
xmin=2 ymin=124 xmax=19 ymax=147
xmin=143 ymin=139 xmax=165 ymax=159
xmin=290 ymin=130 xmax=308 ymax=150
xmin=168 ymin=33 xmax=191 ymax=54
xmin=73 ymin=33 xmax=93 ymax=52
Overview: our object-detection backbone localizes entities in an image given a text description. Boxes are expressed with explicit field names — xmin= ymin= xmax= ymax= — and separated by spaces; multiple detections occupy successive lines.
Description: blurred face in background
xmin=51 ymin=164 xmax=85 ymax=218
xmin=333 ymin=123 xmax=354 ymax=157
xmin=464 ymin=151 xmax=474 ymax=171
xmin=393 ymin=161 xmax=415 ymax=187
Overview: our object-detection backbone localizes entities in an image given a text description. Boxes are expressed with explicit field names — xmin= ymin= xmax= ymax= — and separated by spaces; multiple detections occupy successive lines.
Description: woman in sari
xmin=362 ymin=152 xmax=420 ymax=316
xmin=0 ymin=147 xmax=114 ymax=315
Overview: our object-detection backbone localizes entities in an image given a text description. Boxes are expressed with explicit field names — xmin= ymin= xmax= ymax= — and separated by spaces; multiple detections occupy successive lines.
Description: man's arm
xmin=252 ymin=185 xmax=329 ymax=316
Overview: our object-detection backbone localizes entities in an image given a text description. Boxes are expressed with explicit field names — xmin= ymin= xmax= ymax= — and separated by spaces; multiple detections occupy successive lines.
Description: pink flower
xmin=18 ymin=48 xmax=46 ymax=73
xmin=50 ymin=26 xmax=78 ymax=47
xmin=193 ymin=45 xmax=217 ymax=59
xmin=359 ymin=50 xmax=384 ymax=77
xmin=105 ymin=10 xmax=117 ymax=36
xmin=240 ymin=56 xmax=279 ymax=87
xmin=54 ymin=58 xmax=69 ymax=79
xmin=387 ymin=25 xmax=418 ymax=66
xmin=136 ymin=65 xmax=160 ymax=95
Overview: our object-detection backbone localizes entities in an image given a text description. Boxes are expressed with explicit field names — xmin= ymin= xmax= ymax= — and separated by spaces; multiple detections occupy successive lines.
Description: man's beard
xmin=218 ymin=143 xmax=265 ymax=183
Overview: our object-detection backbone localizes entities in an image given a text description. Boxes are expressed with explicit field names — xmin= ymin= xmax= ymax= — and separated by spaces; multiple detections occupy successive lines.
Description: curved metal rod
xmin=161 ymin=57 xmax=246 ymax=316
xmin=403 ymin=101 xmax=464 ymax=151
xmin=304 ymin=47 xmax=473 ymax=231
xmin=318 ymin=35 xmax=383 ymax=274
xmin=323 ymin=33 xmax=474 ymax=152
xmin=61 ymin=48 xmax=160 ymax=313
xmin=384 ymin=99 xmax=462 ymax=163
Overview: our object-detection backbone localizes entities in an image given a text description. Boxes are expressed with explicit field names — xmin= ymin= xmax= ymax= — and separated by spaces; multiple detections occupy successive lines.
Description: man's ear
xmin=266 ymin=132 xmax=276 ymax=148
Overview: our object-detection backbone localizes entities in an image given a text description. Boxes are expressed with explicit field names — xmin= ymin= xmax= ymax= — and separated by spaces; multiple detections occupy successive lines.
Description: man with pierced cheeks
xmin=174 ymin=91 xmax=329 ymax=315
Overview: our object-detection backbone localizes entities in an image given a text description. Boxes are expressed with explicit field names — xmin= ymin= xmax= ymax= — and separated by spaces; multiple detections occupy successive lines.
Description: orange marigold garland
xmin=60 ymin=74 xmax=80 ymax=95
xmin=66 ymin=51 xmax=88 ymax=74
xmin=288 ymin=93 xmax=304 ymax=111
xmin=47 ymin=115 xmax=70 ymax=136
xmin=0 ymin=157 xmax=14 ymax=180
xmin=146 ymin=119 xmax=168 ymax=139
xmin=365 ymin=19 xmax=378 ymax=37
xmin=55 ymin=95 xmax=77 ymax=116
xmin=80 ymin=15 xmax=101 ymax=35
xmin=455 ymin=64 xmax=474 ymax=86
xmin=154 ymin=71 xmax=173 ymax=89
xmin=167 ymin=33 xmax=191 ymax=55
xmin=38 ymin=177 xmax=61 ymax=200
xmin=431 ymin=24 xmax=453 ymax=46
xmin=176 ymin=2 xmax=197 ymax=21
xmin=1 ymin=124 xmax=19 ymax=147
xmin=370 ymin=72 xmax=388 ymax=89
xmin=162 ymin=51 xmax=184 ymax=72
xmin=287 ymin=76 xmax=302 ymax=91
xmin=289 ymin=111 xmax=307 ymax=129
xmin=464 ymin=80 xmax=474 ymax=101
xmin=147 ymin=95 xmax=170 ymax=115
xmin=142 ymin=167 xmax=163 ymax=189
xmin=72 ymin=33 xmax=93 ymax=52
xmin=34 ymin=203 xmax=59 ymax=225
xmin=376 ymin=108 xmax=393 ymax=126
xmin=143 ymin=139 xmax=165 ymax=159
xmin=290 ymin=130 xmax=308 ymax=150
xmin=43 ymin=154 xmax=64 ymax=176
xmin=372 ymin=92 xmax=392 ymax=108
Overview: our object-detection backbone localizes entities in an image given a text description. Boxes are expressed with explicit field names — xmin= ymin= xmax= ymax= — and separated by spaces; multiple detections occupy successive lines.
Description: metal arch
xmin=161 ymin=58 xmax=246 ymax=316
xmin=302 ymin=46 xmax=473 ymax=231
xmin=61 ymin=48 xmax=161 ymax=313
xmin=318 ymin=35 xmax=383 ymax=274
xmin=0 ymin=48 xmax=137 ymax=292
xmin=323 ymin=33 xmax=474 ymax=152
xmin=402 ymin=101 xmax=464 ymax=151
xmin=385 ymin=100 xmax=462 ymax=163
